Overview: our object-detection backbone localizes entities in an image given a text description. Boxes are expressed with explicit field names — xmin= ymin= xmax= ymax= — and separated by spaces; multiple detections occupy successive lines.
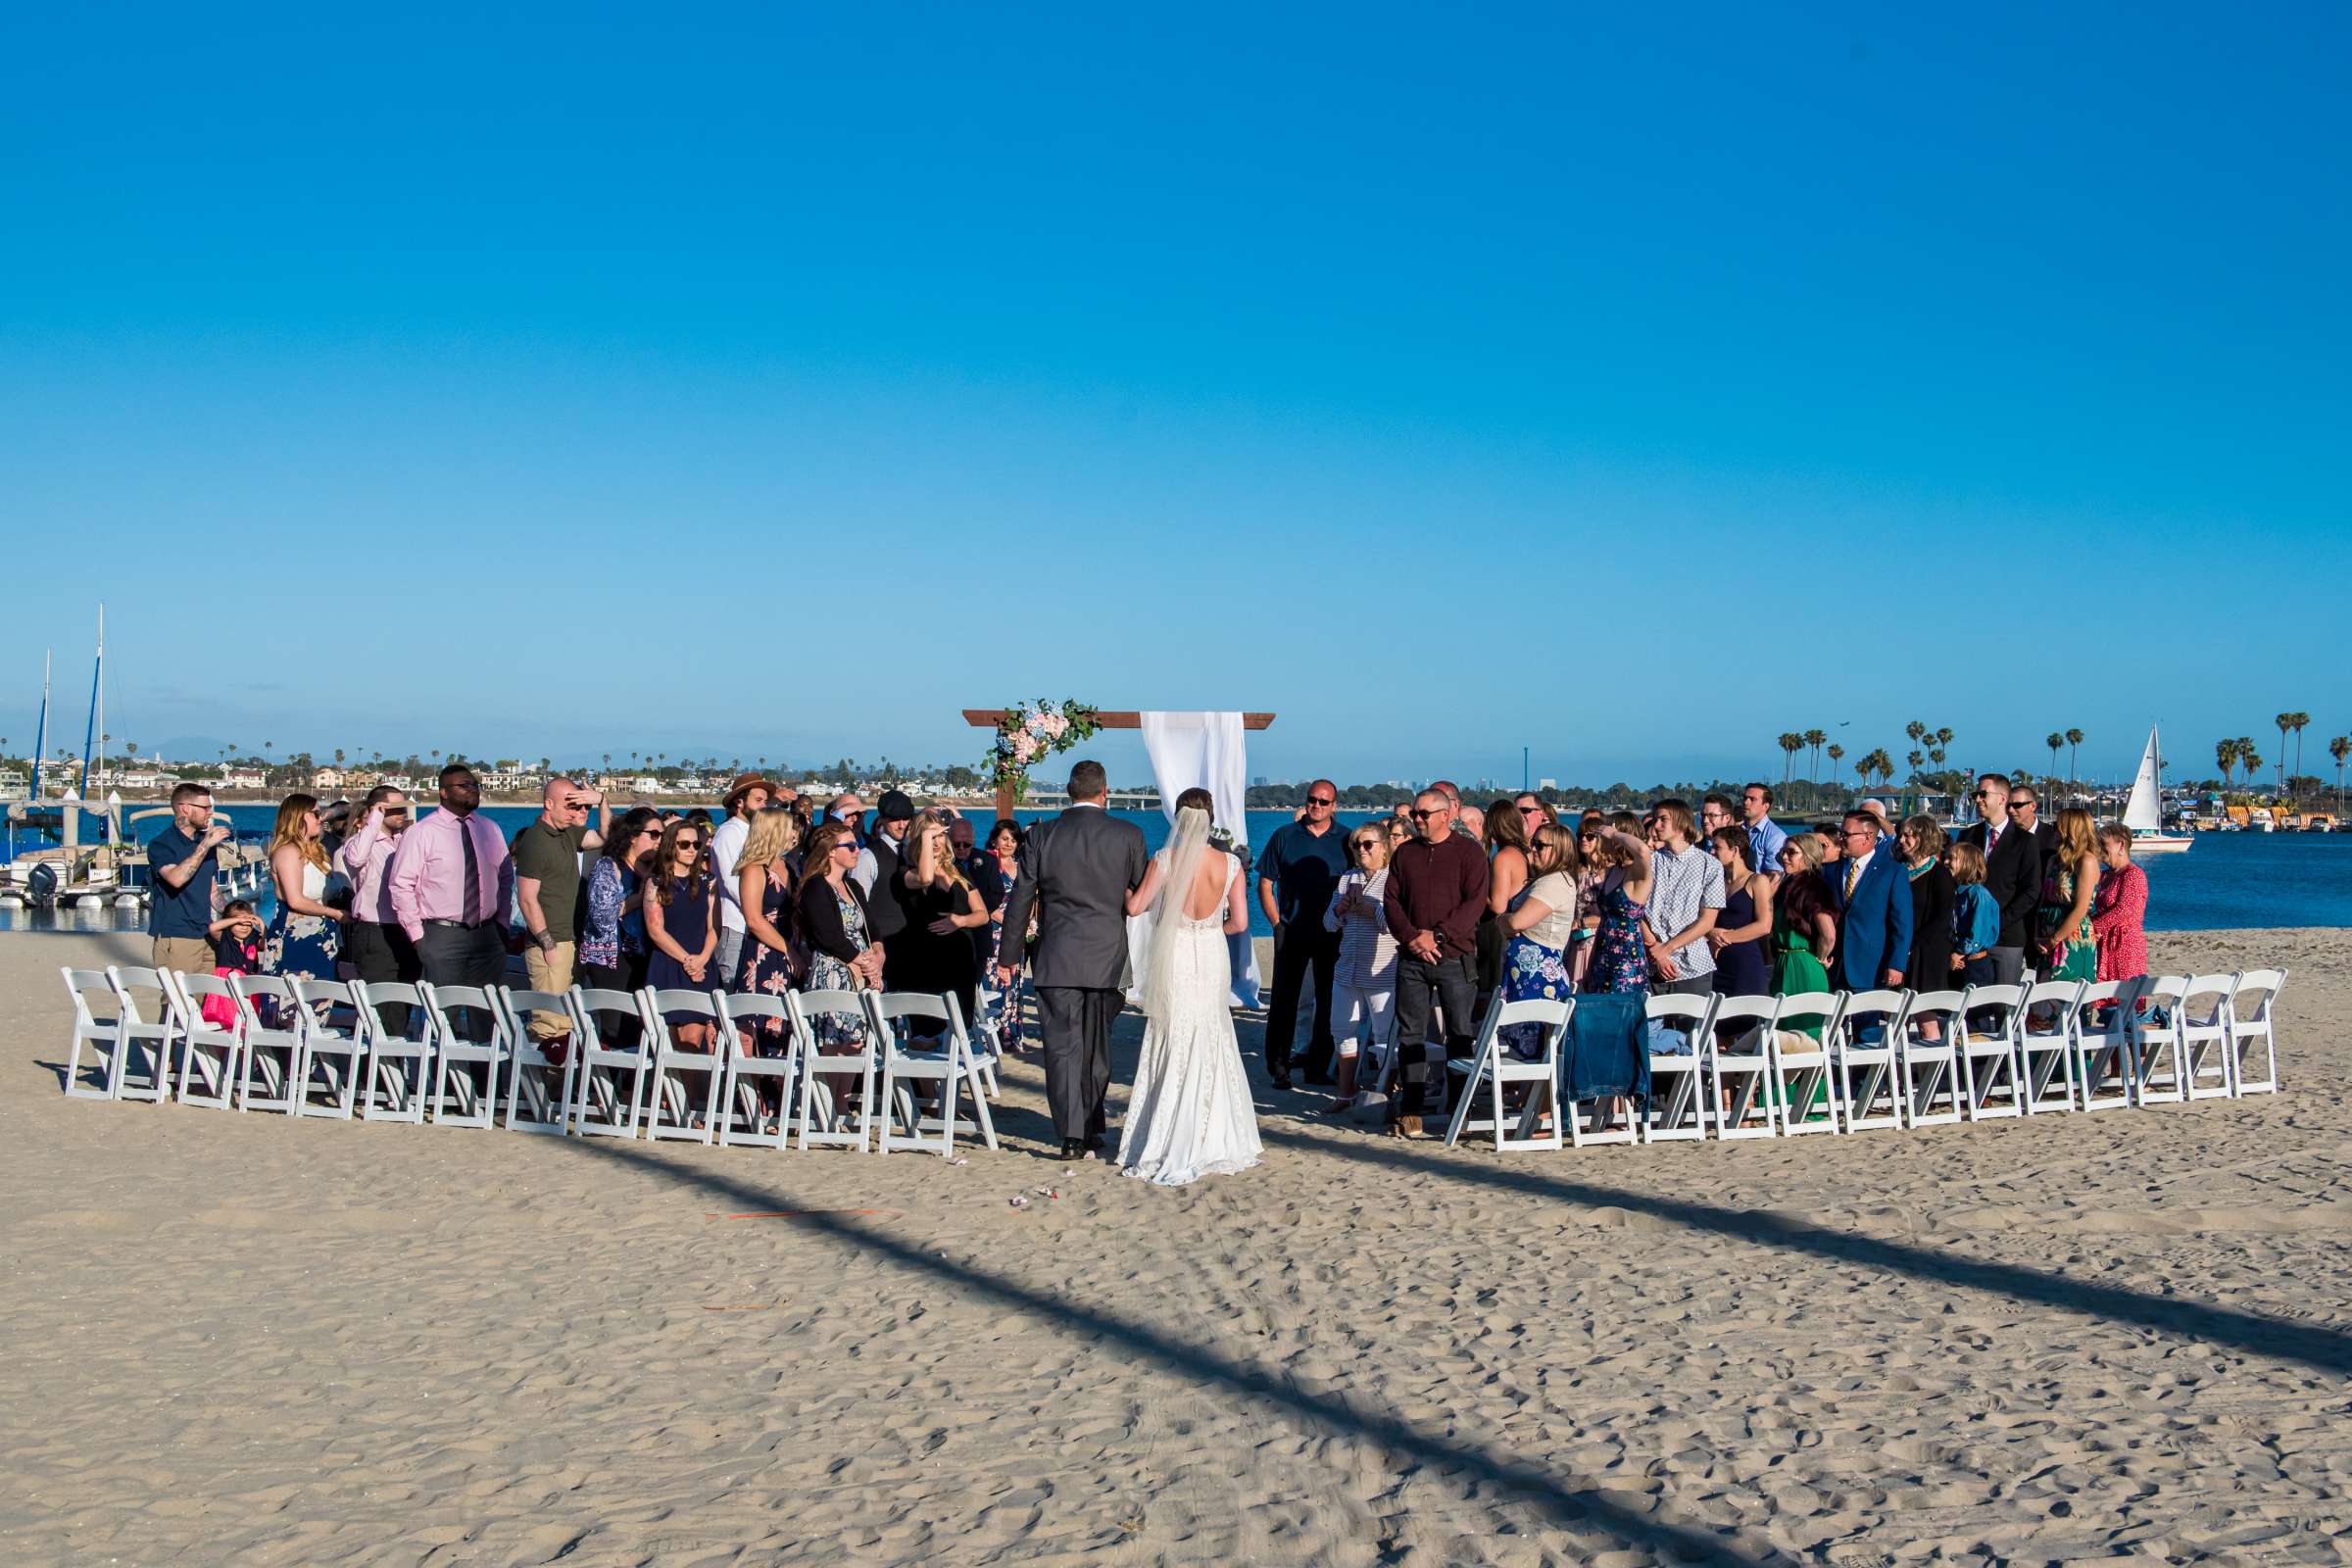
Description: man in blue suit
xmin=1824 ymin=810 xmax=1912 ymax=991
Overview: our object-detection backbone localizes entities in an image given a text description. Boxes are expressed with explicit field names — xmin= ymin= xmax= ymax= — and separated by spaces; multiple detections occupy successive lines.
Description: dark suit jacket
xmin=1824 ymin=849 xmax=1914 ymax=990
xmin=998 ymin=806 xmax=1149 ymax=990
xmin=1958 ymin=819 xmax=2041 ymax=949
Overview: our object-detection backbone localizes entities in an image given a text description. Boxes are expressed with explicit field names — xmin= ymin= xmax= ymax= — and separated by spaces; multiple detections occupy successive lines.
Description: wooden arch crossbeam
xmin=962 ymin=710 xmax=1277 ymax=819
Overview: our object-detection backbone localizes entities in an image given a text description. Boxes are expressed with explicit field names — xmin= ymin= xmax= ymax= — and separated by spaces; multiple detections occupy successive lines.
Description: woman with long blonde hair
xmin=266 ymin=792 xmax=348 ymax=988
xmin=2038 ymin=807 xmax=2101 ymax=982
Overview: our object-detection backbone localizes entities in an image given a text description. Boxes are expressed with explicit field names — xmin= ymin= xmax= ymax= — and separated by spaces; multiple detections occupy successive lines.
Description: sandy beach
xmin=2 ymin=926 xmax=2346 ymax=1566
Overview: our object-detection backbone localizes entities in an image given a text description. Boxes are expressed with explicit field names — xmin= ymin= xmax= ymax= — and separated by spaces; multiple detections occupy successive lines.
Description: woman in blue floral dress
xmin=1582 ymin=822 xmax=1657 ymax=995
xmin=264 ymin=794 xmax=346 ymax=995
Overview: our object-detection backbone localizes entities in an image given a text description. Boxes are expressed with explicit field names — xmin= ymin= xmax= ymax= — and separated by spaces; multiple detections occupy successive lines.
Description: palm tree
xmin=2287 ymin=711 xmax=2312 ymax=802
xmin=1826 ymin=743 xmax=1844 ymax=793
xmin=2242 ymin=746 xmax=2264 ymax=792
xmin=2275 ymin=712 xmax=2295 ymax=797
xmin=2216 ymin=737 xmax=2238 ymax=787
xmin=2064 ymin=727 xmax=2083 ymax=797
xmin=1905 ymin=749 xmax=1924 ymax=785
xmin=2331 ymin=735 xmax=2350 ymax=816
xmin=1776 ymin=732 xmax=1802 ymax=782
xmin=2044 ymin=731 xmax=2064 ymax=782
xmin=1803 ymin=728 xmax=1827 ymax=780
xmin=1860 ymin=748 xmax=1894 ymax=791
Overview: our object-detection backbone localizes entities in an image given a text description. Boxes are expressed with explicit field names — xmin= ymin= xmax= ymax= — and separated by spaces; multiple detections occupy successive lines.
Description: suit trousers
xmin=1037 ymin=985 xmax=1118 ymax=1142
xmin=1264 ymin=920 xmax=1340 ymax=1079
xmin=418 ymin=921 xmax=507 ymax=1043
xmin=1391 ymin=952 xmax=1477 ymax=1121
xmin=347 ymin=919 xmax=421 ymax=1037
xmin=1986 ymin=946 xmax=2026 ymax=986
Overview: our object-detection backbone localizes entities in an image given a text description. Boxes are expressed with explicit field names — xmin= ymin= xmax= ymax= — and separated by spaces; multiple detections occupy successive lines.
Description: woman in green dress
xmin=2038 ymin=807 xmax=2101 ymax=983
xmin=1768 ymin=834 xmax=1837 ymax=1030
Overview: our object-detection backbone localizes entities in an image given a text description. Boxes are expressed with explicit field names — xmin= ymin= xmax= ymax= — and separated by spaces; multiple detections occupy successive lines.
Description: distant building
xmin=311 ymin=766 xmax=346 ymax=791
xmin=1538 ymin=777 xmax=1557 ymax=791
xmin=220 ymin=768 xmax=267 ymax=791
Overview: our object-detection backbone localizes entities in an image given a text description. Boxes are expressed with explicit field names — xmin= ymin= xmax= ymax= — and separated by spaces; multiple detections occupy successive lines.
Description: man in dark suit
xmin=1823 ymin=811 xmax=1912 ymax=991
xmin=2006 ymin=783 xmax=2057 ymax=973
xmin=997 ymin=760 xmax=1149 ymax=1161
xmin=1956 ymin=772 xmax=2040 ymax=985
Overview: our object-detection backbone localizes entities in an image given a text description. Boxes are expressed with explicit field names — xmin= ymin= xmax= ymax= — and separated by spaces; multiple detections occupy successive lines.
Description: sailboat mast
xmin=79 ymin=605 xmax=103 ymax=799
xmin=30 ymin=649 xmax=50 ymax=801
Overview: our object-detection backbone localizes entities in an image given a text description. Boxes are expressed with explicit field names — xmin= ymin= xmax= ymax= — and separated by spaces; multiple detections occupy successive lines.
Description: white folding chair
xmin=230 ymin=974 xmax=304 ymax=1113
xmin=644 ymin=989 xmax=726 ymax=1144
xmin=2131 ymin=975 xmax=2190 ymax=1104
xmin=868 ymin=991 xmax=998 ymax=1157
xmin=1827 ymin=989 xmax=1901 ymax=1133
xmin=492 ymin=987 xmax=577 ymax=1134
xmin=289 ymin=976 xmax=366 ymax=1119
xmin=1895 ymin=990 xmax=1966 ymax=1128
xmin=565 ymin=986 xmax=655 ymax=1138
xmin=103 ymin=966 xmax=180 ymax=1104
xmin=1955 ymin=983 xmax=2026 ymax=1121
xmin=420 ymin=984 xmax=510 ymax=1128
xmin=2066 ymin=980 xmax=2139 ymax=1110
xmin=1638 ymin=992 xmax=1715 ymax=1144
xmin=62 ymin=966 xmax=128 ymax=1101
xmin=2017 ymin=979 xmax=2082 ymax=1114
xmin=164 ymin=970 xmax=245 ymax=1110
xmin=1770 ymin=991 xmax=1848 ymax=1136
xmin=1446 ymin=997 xmax=1568 ymax=1152
xmin=1703 ymin=996 xmax=1780 ymax=1139
xmin=714 ymin=992 xmax=799 ymax=1150
xmin=786 ymin=989 xmax=879 ymax=1152
xmin=2178 ymin=973 xmax=2239 ymax=1101
xmin=2226 ymin=968 xmax=2285 ymax=1096
xmin=356 ymin=982 xmax=435 ymax=1123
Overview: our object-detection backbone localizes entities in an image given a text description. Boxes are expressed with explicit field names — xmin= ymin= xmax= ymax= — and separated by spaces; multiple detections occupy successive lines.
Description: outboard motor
xmin=26 ymin=860 xmax=60 ymax=909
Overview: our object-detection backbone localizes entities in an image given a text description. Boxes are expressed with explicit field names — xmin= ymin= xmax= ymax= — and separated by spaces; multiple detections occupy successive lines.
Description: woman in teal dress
xmin=1581 ymin=825 xmax=1655 ymax=994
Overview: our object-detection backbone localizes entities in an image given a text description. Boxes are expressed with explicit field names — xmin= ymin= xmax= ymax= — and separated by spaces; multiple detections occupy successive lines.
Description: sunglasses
xmin=1306 ymin=797 xmax=1336 ymax=808
xmin=1408 ymin=808 xmax=1439 ymax=820
xmin=1350 ymin=837 xmax=1382 ymax=849
xmin=831 ymin=841 xmax=859 ymax=854
xmin=675 ymin=839 xmax=704 ymax=851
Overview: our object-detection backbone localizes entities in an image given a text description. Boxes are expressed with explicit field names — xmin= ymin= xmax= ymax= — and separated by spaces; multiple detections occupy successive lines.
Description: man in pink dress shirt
xmin=336 ymin=783 xmax=418 ymax=1032
xmin=388 ymin=762 xmax=515 ymax=1040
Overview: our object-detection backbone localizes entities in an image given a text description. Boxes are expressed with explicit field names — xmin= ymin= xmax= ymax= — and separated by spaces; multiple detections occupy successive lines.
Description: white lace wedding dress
xmin=1118 ymin=849 xmax=1263 ymax=1187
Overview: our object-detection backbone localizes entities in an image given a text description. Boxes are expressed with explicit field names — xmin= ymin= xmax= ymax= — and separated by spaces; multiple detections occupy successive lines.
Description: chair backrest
xmin=1644 ymin=992 xmax=1714 ymax=1027
xmin=2230 ymin=967 xmax=2285 ymax=1024
xmin=1902 ymin=988 xmax=1966 ymax=1038
xmin=230 ymin=973 xmax=301 ymax=1038
xmin=793 ymin=987 xmax=869 ymax=1022
xmin=572 ymin=984 xmax=646 ymax=1020
xmin=106 ymin=965 xmax=170 ymax=1024
xmin=2024 ymin=978 xmax=2082 ymax=1012
xmin=1486 ymin=996 xmax=1571 ymax=1030
xmin=63 ymin=966 xmax=119 ymax=1029
xmin=717 ymin=992 xmax=791 ymax=1028
xmin=168 ymin=969 xmax=239 ymax=1034
xmin=2181 ymin=973 xmax=2237 ymax=1024
xmin=649 ymin=987 xmax=722 ymax=1023
xmin=1707 ymin=994 xmax=1780 ymax=1051
xmin=292 ymin=976 xmax=357 ymax=1008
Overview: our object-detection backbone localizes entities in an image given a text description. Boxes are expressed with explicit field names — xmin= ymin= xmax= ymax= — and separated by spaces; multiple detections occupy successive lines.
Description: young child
xmin=1948 ymin=843 xmax=2000 ymax=987
xmin=202 ymin=900 xmax=264 ymax=1028
xmin=208 ymin=899 xmax=264 ymax=978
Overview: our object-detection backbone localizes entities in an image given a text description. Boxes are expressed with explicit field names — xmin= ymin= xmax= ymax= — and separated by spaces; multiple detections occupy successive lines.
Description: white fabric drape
xmin=1126 ymin=710 xmax=1262 ymax=1007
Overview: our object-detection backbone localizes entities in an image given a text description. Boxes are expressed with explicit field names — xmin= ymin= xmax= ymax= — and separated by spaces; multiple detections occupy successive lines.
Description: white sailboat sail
xmin=2124 ymin=727 xmax=2163 ymax=833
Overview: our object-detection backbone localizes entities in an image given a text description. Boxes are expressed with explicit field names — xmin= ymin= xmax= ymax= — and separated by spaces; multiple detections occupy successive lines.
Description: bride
xmin=1117 ymin=789 xmax=1263 ymax=1186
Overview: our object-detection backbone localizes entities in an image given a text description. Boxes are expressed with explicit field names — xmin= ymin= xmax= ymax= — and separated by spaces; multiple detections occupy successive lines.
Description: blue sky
xmin=4 ymin=4 xmax=2347 ymax=792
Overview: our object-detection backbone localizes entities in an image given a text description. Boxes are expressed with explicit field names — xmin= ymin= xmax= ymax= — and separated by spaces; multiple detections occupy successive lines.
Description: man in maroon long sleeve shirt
xmin=1382 ymin=789 xmax=1491 ymax=1135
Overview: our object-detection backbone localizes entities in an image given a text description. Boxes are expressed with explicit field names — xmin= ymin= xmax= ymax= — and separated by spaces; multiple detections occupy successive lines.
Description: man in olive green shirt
xmin=510 ymin=777 xmax=610 ymax=1045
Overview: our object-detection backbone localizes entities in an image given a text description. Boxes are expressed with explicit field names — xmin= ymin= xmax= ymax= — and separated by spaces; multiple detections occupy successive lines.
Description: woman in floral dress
xmin=1582 ymin=823 xmax=1655 ymax=995
xmin=264 ymin=795 xmax=347 ymax=1019
xmin=2037 ymin=807 xmax=2101 ymax=983
xmin=1498 ymin=824 xmax=1582 ymax=1055
xmin=794 ymin=821 xmax=883 ymax=1068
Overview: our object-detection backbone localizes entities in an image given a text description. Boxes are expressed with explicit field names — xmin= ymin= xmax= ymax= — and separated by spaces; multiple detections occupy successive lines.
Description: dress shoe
xmin=1388 ymin=1114 xmax=1426 ymax=1140
xmin=1057 ymin=1139 xmax=1085 ymax=1161
xmin=1268 ymin=1074 xmax=1293 ymax=1094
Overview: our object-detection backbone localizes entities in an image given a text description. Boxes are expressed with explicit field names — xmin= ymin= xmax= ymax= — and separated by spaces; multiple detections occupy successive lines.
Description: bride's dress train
xmin=1117 ymin=850 xmax=1261 ymax=1187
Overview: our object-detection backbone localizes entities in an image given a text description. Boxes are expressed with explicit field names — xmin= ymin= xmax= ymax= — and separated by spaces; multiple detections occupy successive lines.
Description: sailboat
xmin=2124 ymin=725 xmax=2193 ymax=855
